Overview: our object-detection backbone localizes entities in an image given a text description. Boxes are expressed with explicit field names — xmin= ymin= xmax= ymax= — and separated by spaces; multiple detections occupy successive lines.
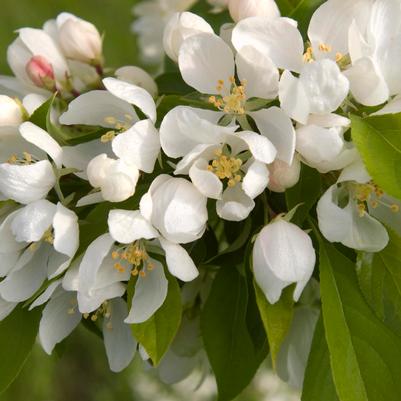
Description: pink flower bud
xmin=25 ymin=56 xmax=55 ymax=89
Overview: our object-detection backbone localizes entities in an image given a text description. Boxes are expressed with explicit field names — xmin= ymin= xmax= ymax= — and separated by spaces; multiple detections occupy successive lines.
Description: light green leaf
xmin=0 ymin=306 xmax=41 ymax=394
xmin=254 ymin=282 xmax=294 ymax=370
xmin=351 ymin=113 xmax=401 ymax=201
xmin=131 ymin=274 xmax=182 ymax=366
xmin=319 ymin=239 xmax=401 ymax=401
xmin=357 ymin=229 xmax=401 ymax=335
xmin=302 ymin=316 xmax=339 ymax=401
xmin=201 ymin=266 xmax=265 ymax=401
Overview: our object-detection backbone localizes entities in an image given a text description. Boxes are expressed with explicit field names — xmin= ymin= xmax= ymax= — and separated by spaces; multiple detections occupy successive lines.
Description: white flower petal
xmin=160 ymin=106 xmax=230 ymax=158
xmin=0 ymin=210 xmax=27 ymax=253
xmin=189 ymin=158 xmax=223 ymax=199
xmin=0 ymin=244 xmax=49 ymax=302
xmin=250 ymin=107 xmax=296 ymax=164
xmin=236 ymin=45 xmax=279 ymax=99
xmin=22 ymin=93 xmax=47 ymax=115
xmin=342 ymin=204 xmax=389 ymax=252
xmin=308 ymin=0 xmax=372 ymax=59
xmin=151 ymin=177 xmax=208 ymax=244
xmin=242 ymin=159 xmax=269 ymax=199
xmin=268 ymin=157 xmax=301 ymax=193
xmin=344 ymin=57 xmax=389 ymax=106
xmin=115 ymin=65 xmax=158 ymax=98
xmin=62 ymin=140 xmax=112 ymax=180
xmin=108 ymin=209 xmax=158 ymax=244
xmin=100 ymin=161 xmax=139 ymax=203
xmin=300 ymin=59 xmax=349 ymax=115
xmin=317 ymin=185 xmax=354 ymax=243
xmin=125 ymin=259 xmax=168 ymax=323
xmin=279 ymin=71 xmax=310 ymax=125
xmin=253 ymin=220 xmax=315 ymax=303
xmin=0 ymin=297 xmax=17 ymax=321
xmin=178 ymin=33 xmax=235 ymax=95
xmin=53 ymin=203 xmax=79 ymax=258
xmin=236 ymin=131 xmax=277 ymax=164
xmin=159 ymin=238 xmax=199 ymax=282
xmin=59 ymin=90 xmax=138 ymax=127
xmin=296 ymin=125 xmax=344 ymax=165
xmin=103 ymin=298 xmax=137 ymax=372
xmin=76 ymin=192 xmax=104 ymax=207
xmin=175 ymin=144 xmax=220 ymax=175
xmin=103 ymin=77 xmax=156 ymax=123
xmin=78 ymin=283 xmax=126 ymax=314
xmin=19 ymin=122 xmax=63 ymax=168
xmin=232 ymin=17 xmax=304 ymax=72
xmin=216 ymin=185 xmax=255 ymax=221
xmin=0 ymin=251 xmax=20 ymax=278
xmin=78 ymin=233 xmax=115 ymax=296
xmin=29 ymin=280 xmax=62 ymax=310
xmin=39 ymin=290 xmax=81 ymax=354
xmin=0 ymin=160 xmax=56 ymax=204
xmin=11 ymin=200 xmax=56 ymax=243
xmin=112 ymin=119 xmax=160 ymax=173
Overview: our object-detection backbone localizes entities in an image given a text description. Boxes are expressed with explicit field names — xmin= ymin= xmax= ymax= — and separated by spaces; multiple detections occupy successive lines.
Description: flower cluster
xmin=1 ymin=0 xmax=401 ymax=398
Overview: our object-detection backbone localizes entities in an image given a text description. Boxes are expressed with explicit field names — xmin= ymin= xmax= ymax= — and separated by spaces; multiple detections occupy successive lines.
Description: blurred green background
xmin=0 ymin=1 xmax=299 ymax=400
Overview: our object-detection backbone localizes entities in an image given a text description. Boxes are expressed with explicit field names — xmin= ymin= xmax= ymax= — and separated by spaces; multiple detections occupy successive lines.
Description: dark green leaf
xmin=286 ymin=163 xmax=322 ymax=225
xmin=131 ymin=274 xmax=182 ymax=366
xmin=201 ymin=266 xmax=264 ymax=401
xmin=302 ymin=316 xmax=339 ymax=401
xmin=156 ymin=72 xmax=193 ymax=95
xmin=351 ymin=113 xmax=401 ymax=200
xmin=277 ymin=0 xmax=324 ymax=36
xmin=0 ymin=306 xmax=41 ymax=394
xmin=254 ymin=282 xmax=294 ymax=369
xmin=319 ymin=239 xmax=401 ymax=401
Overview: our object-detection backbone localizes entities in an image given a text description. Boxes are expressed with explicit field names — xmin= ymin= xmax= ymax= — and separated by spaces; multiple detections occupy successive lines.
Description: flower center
xmin=207 ymin=148 xmax=243 ymax=188
xmin=353 ymin=182 xmax=399 ymax=216
xmin=82 ymin=301 xmax=114 ymax=329
xmin=111 ymin=241 xmax=155 ymax=277
xmin=208 ymin=76 xmax=247 ymax=115
xmin=303 ymin=43 xmax=344 ymax=64
xmin=6 ymin=151 xmax=37 ymax=165
xmin=101 ymin=114 xmax=134 ymax=142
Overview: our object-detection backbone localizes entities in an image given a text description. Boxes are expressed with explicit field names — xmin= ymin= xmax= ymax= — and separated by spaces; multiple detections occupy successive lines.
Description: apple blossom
xmin=253 ymin=219 xmax=316 ymax=304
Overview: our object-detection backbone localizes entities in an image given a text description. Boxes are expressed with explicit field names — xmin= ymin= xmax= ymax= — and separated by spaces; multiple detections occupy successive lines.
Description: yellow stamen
xmin=101 ymin=131 xmax=116 ymax=143
xmin=209 ymin=77 xmax=247 ymax=115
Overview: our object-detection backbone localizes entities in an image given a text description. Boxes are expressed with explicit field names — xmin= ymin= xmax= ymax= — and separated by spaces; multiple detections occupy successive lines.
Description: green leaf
xmin=357 ymin=229 xmax=401 ymax=335
xmin=302 ymin=316 xmax=339 ymax=401
xmin=0 ymin=306 xmax=41 ymax=394
xmin=201 ymin=266 xmax=264 ymax=401
xmin=286 ymin=163 xmax=322 ymax=225
xmin=254 ymin=282 xmax=294 ymax=370
xmin=351 ymin=113 xmax=401 ymax=201
xmin=156 ymin=72 xmax=193 ymax=95
xmin=277 ymin=0 xmax=324 ymax=36
xmin=131 ymin=273 xmax=182 ymax=366
xmin=319 ymin=239 xmax=401 ymax=401
xmin=29 ymin=93 xmax=67 ymax=145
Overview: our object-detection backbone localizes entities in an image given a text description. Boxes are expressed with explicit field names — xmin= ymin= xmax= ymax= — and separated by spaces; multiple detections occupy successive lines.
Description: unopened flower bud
xmin=0 ymin=95 xmax=23 ymax=126
xmin=268 ymin=157 xmax=301 ymax=193
xmin=229 ymin=0 xmax=280 ymax=23
xmin=163 ymin=12 xmax=213 ymax=62
xmin=25 ymin=55 xmax=55 ymax=90
xmin=58 ymin=18 xmax=102 ymax=64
